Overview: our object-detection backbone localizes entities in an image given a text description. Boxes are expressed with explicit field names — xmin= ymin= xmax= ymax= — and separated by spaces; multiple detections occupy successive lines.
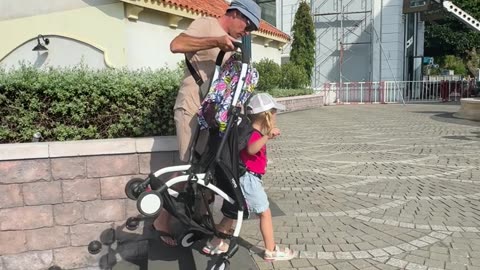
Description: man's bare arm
xmin=170 ymin=33 xmax=237 ymax=53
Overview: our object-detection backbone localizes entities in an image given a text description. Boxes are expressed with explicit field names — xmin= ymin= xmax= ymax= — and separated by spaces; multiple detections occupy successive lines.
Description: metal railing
xmin=319 ymin=80 xmax=477 ymax=104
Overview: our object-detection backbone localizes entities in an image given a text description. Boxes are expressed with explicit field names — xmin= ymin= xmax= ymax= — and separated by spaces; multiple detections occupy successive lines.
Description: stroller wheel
xmin=125 ymin=178 xmax=146 ymax=200
xmin=137 ymin=191 xmax=163 ymax=217
xmin=180 ymin=231 xmax=196 ymax=248
xmin=87 ymin=240 xmax=102 ymax=255
xmin=126 ymin=217 xmax=140 ymax=231
xmin=211 ymin=259 xmax=230 ymax=270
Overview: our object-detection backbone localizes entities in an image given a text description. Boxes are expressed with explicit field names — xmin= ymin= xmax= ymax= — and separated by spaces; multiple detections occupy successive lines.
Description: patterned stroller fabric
xmin=197 ymin=52 xmax=259 ymax=134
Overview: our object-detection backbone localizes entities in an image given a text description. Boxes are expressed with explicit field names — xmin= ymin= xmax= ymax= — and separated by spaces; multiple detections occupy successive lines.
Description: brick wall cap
xmin=0 ymin=136 xmax=178 ymax=161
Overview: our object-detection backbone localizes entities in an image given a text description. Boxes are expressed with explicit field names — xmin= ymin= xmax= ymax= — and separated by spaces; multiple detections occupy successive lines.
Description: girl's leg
xmin=258 ymin=208 xmax=275 ymax=251
xmin=259 ymin=209 xmax=295 ymax=261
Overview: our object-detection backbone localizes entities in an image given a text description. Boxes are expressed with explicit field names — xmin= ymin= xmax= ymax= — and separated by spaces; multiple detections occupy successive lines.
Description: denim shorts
xmin=240 ymin=172 xmax=269 ymax=215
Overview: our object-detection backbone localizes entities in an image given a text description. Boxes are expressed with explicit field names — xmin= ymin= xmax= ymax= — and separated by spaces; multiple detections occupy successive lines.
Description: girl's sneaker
xmin=264 ymin=245 xmax=296 ymax=261
xmin=202 ymin=239 xmax=229 ymax=255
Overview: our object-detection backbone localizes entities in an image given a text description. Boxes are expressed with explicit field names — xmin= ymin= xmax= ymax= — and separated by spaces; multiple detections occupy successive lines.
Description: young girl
xmin=203 ymin=93 xmax=296 ymax=261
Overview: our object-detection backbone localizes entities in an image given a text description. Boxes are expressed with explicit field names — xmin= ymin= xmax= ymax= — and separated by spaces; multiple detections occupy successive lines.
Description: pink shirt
xmin=240 ymin=130 xmax=267 ymax=174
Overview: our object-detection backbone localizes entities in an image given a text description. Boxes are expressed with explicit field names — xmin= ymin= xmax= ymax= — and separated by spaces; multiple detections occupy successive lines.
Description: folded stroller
xmin=124 ymin=42 xmax=257 ymax=270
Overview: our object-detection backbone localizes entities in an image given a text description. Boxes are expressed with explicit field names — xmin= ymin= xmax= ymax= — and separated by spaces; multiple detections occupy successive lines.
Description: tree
xmin=289 ymin=1 xmax=315 ymax=83
xmin=425 ymin=0 xmax=480 ymax=75
xmin=253 ymin=58 xmax=281 ymax=92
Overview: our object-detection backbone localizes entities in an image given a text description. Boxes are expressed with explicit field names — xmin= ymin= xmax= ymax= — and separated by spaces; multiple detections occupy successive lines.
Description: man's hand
xmin=216 ymin=35 xmax=237 ymax=52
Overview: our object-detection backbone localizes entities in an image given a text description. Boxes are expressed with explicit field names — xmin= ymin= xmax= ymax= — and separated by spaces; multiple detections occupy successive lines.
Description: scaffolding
xmin=311 ymin=0 xmax=373 ymax=89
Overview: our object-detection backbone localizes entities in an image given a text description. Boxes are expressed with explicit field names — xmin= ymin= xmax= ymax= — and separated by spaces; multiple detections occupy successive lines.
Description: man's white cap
xmin=247 ymin=93 xmax=286 ymax=114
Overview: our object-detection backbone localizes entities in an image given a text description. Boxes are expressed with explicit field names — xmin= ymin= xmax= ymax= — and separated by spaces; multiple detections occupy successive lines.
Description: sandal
xmin=202 ymin=239 xmax=229 ymax=255
xmin=264 ymin=245 xmax=295 ymax=261
xmin=152 ymin=225 xmax=177 ymax=247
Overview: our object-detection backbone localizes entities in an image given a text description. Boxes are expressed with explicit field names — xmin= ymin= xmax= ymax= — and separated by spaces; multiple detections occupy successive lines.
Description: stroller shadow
xmin=94 ymin=216 xmax=258 ymax=270
xmin=94 ymin=216 xmax=150 ymax=270
xmin=147 ymin=228 xmax=258 ymax=270
xmin=95 ymin=216 xmax=200 ymax=270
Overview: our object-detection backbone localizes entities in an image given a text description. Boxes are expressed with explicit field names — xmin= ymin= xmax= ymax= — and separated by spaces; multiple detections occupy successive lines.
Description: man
xmin=152 ymin=0 xmax=261 ymax=247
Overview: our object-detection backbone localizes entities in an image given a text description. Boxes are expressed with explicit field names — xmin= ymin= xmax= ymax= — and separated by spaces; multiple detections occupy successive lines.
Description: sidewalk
xmin=240 ymin=104 xmax=480 ymax=270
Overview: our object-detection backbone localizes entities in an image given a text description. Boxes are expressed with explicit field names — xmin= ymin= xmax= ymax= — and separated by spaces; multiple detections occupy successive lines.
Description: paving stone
xmin=425 ymin=258 xmax=446 ymax=269
xmin=445 ymin=262 xmax=468 ymax=270
xmin=291 ymin=258 xmax=312 ymax=268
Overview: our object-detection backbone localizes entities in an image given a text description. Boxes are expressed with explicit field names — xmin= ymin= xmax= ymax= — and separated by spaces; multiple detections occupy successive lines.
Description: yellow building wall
xmin=0 ymin=2 xmax=126 ymax=67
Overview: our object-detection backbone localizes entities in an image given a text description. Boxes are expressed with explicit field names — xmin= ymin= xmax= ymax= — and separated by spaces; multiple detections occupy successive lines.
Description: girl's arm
xmin=246 ymin=135 xmax=269 ymax=155
xmin=246 ymin=128 xmax=281 ymax=155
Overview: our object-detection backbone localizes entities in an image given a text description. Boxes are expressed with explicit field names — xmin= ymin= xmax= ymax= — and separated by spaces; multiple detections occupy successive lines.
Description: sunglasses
xmin=238 ymin=12 xmax=257 ymax=32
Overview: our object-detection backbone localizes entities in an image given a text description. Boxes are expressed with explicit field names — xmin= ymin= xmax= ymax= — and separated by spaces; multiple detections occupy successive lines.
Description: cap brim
xmin=273 ymin=101 xmax=286 ymax=111
xmin=247 ymin=102 xmax=286 ymax=114
xmin=227 ymin=6 xmax=260 ymax=30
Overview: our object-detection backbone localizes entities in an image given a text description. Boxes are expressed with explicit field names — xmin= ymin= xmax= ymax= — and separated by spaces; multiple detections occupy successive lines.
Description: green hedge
xmin=253 ymin=58 xmax=309 ymax=92
xmin=270 ymin=88 xmax=314 ymax=97
xmin=253 ymin=58 xmax=281 ymax=92
xmin=0 ymin=65 xmax=182 ymax=143
xmin=0 ymin=63 xmax=312 ymax=143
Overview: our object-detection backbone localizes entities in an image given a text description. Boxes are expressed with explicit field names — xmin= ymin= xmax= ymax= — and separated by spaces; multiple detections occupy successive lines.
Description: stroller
xmin=124 ymin=42 xmax=256 ymax=270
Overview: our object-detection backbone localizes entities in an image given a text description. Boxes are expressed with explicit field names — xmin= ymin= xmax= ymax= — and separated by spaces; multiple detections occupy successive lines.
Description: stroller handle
xmin=215 ymin=42 xmax=250 ymax=66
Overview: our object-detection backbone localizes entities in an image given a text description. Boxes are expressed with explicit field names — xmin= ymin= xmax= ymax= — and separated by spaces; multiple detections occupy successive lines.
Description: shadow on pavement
xmin=91 ymin=215 xmax=260 ymax=270
xmin=443 ymin=131 xmax=480 ymax=142
xmin=412 ymin=111 xmax=480 ymax=127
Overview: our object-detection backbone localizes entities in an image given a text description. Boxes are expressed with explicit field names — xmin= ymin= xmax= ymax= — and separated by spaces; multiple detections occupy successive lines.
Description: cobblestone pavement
xmin=239 ymin=104 xmax=480 ymax=270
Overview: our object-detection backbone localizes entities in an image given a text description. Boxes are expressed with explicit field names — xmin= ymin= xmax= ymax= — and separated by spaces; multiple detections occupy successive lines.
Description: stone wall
xmin=0 ymin=137 xmax=179 ymax=270
xmin=277 ymin=94 xmax=324 ymax=112
xmin=0 ymin=94 xmax=323 ymax=270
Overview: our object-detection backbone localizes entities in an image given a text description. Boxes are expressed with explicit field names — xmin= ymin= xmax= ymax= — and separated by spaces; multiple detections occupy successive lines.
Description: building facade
xmin=277 ymin=0 xmax=424 ymax=88
xmin=0 ymin=0 xmax=289 ymax=70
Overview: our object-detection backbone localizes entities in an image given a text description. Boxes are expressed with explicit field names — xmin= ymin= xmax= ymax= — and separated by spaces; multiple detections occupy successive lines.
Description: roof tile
xmin=162 ymin=0 xmax=290 ymax=40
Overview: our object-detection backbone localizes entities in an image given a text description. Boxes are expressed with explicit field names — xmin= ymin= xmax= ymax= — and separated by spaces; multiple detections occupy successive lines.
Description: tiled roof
xmin=163 ymin=0 xmax=290 ymax=40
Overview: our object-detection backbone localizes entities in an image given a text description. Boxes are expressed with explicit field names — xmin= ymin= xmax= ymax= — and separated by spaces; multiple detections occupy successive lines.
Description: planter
xmin=453 ymin=98 xmax=480 ymax=121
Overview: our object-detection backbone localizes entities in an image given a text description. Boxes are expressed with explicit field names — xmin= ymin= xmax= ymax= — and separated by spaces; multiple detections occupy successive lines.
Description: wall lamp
xmin=32 ymin=35 xmax=50 ymax=51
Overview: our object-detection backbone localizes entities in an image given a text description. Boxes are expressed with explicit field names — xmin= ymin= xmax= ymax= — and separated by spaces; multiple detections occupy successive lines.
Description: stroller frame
xmin=125 ymin=42 xmax=252 ymax=270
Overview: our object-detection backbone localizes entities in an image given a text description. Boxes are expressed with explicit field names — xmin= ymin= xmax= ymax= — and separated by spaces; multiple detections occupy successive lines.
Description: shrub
xmin=280 ymin=62 xmax=309 ymax=89
xmin=441 ymin=55 xmax=468 ymax=75
xmin=0 ymin=64 xmax=182 ymax=143
xmin=253 ymin=58 xmax=281 ymax=92
xmin=270 ymin=88 xmax=314 ymax=98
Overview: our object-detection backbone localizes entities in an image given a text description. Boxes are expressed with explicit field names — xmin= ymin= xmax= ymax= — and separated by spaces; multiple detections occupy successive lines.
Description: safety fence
xmin=320 ymin=80 xmax=477 ymax=104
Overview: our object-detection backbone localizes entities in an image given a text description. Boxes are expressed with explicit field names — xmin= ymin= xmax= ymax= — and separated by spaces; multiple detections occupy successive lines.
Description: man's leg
xmin=151 ymin=108 xmax=197 ymax=246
